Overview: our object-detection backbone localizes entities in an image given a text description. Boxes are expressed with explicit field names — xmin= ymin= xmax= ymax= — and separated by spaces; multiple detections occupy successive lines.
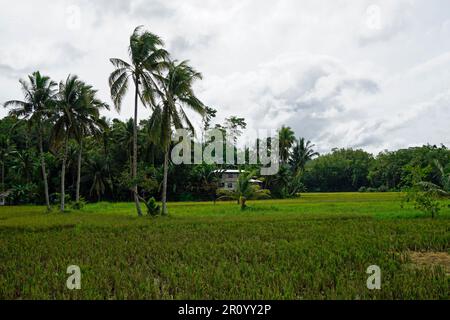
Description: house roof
xmin=0 ymin=190 xmax=11 ymax=198
xmin=213 ymin=169 xmax=244 ymax=174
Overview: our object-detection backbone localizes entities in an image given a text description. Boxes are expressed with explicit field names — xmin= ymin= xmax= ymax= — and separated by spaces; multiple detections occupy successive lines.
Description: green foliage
xmin=401 ymin=162 xmax=450 ymax=218
xmin=278 ymin=126 xmax=295 ymax=163
xmin=51 ymin=193 xmax=71 ymax=205
xmin=303 ymin=148 xmax=374 ymax=192
xmin=217 ymin=171 xmax=271 ymax=210
xmin=143 ymin=197 xmax=160 ymax=216
xmin=70 ymin=197 xmax=87 ymax=210
xmin=9 ymin=183 xmax=39 ymax=205
xmin=403 ymin=191 xmax=441 ymax=219
xmin=289 ymin=137 xmax=319 ymax=173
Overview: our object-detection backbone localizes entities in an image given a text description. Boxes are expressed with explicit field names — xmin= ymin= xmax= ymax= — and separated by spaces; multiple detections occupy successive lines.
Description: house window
xmin=220 ymin=183 xmax=225 ymax=188
xmin=227 ymin=183 xmax=233 ymax=189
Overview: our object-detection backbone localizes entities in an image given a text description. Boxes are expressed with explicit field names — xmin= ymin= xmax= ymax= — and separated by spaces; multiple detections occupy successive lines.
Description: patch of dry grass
xmin=408 ymin=251 xmax=450 ymax=274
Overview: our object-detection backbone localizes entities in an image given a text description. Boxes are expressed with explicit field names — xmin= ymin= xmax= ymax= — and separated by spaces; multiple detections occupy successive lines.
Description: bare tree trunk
xmin=75 ymin=139 xmax=82 ymax=204
xmin=38 ymin=130 xmax=51 ymax=211
xmin=60 ymin=138 xmax=68 ymax=212
xmin=133 ymin=78 xmax=143 ymax=216
xmin=161 ymin=148 xmax=169 ymax=215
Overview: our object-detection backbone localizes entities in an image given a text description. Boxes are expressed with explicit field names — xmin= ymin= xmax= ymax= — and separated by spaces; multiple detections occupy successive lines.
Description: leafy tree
xmin=202 ymin=106 xmax=217 ymax=141
xmin=303 ymin=148 xmax=374 ymax=192
xmin=278 ymin=126 xmax=295 ymax=164
xmin=224 ymin=116 xmax=247 ymax=145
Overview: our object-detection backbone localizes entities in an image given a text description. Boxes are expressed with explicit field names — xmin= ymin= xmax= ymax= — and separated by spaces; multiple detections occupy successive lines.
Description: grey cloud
xmin=131 ymin=0 xmax=174 ymax=19
xmin=169 ymin=35 xmax=213 ymax=60
xmin=0 ymin=64 xmax=29 ymax=79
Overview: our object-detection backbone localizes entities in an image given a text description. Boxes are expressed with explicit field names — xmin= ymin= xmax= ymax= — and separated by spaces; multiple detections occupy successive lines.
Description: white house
xmin=0 ymin=190 xmax=11 ymax=206
xmin=215 ymin=169 xmax=263 ymax=191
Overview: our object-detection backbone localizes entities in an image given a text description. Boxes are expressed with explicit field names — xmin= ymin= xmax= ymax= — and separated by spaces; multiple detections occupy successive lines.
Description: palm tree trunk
xmin=133 ymin=78 xmax=143 ymax=216
xmin=60 ymin=137 xmax=68 ymax=212
xmin=1 ymin=161 xmax=4 ymax=192
xmin=38 ymin=130 xmax=51 ymax=211
xmin=162 ymin=148 xmax=169 ymax=215
xmin=75 ymin=139 xmax=82 ymax=203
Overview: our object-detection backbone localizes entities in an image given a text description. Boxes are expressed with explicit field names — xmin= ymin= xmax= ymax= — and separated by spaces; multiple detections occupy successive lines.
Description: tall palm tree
xmin=50 ymin=75 xmax=87 ymax=212
xmin=148 ymin=60 xmax=206 ymax=215
xmin=3 ymin=72 xmax=56 ymax=211
xmin=72 ymin=84 xmax=109 ymax=204
xmin=109 ymin=26 xmax=168 ymax=216
xmin=278 ymin=126 xmax=295 ymax=164
xmin=290 ymin=138 xmax=319 ymax=173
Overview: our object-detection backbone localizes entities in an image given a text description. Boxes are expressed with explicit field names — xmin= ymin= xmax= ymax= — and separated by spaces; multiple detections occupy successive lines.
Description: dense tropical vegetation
xmin=1 ymin=26 xmax=449 ymax=215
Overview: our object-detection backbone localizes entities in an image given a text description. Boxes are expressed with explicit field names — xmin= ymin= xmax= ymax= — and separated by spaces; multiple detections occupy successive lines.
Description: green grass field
xmin=0 ymin=193 xmax=449 ymax=300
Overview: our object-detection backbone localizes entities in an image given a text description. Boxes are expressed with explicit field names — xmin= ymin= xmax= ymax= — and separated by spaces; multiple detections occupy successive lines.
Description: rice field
xmin=0 ymin=193 xmax=449 ymax=300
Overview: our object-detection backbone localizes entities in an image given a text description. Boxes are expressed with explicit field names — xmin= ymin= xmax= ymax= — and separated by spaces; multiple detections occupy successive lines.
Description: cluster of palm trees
xmin=109 ymin=26 xmax=206 ymax=216
xmin=3 ymin=26 xmax=323 ymax=215
xmin=4 ymin=73 xmax=108 ymax=212
xmin=278 ymin=125 xmax=319 ymax=173
xmin=3 ymin=26 xmax=206 ymax=216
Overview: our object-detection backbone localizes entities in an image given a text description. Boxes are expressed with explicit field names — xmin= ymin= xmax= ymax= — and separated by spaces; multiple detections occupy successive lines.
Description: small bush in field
xmin=144 ymin=197 xmax=160 ymax=216
xmin=70 ymin=197 xmax=87 ymax=210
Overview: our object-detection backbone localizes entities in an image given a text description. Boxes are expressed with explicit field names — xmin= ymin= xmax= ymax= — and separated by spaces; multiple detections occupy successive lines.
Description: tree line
xmin=1 ymin=26 xmax=449 ymax=215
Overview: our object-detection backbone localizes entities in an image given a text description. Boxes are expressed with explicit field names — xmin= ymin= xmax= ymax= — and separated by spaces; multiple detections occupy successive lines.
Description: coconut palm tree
xmin=278 ymin=126 xmax=295 ymax=164
xmin=148 ymin=60 xmax=206 ymax=215
xmin=9 ymin=149 xmax=37 ymax=184
xmin=109 ymin=26 xmax=168 ymax=216
xmin=417 ymin=160 xmax=450 ymax=197
xmin=3 ymin=72 xmax=57 ymax=211
xmin=72 ymin=84 xmax=109 ymax=204
xmin=84 ymin=154 xmax=111 ymax=202
xmin=217 ymin=171 xmax=271 ymax=210
xmin=50 ymin=75 xmax=88 ymax=212
xmin=290 ymin=138 xmax=319 ymax=173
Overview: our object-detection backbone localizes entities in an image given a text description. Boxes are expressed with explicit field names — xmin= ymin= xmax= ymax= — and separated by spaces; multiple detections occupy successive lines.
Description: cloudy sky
xmin=0 ymin=0 xmax=449 ymax=154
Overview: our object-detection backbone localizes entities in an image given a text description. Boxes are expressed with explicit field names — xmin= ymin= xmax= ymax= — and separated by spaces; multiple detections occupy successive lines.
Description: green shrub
xmin=70 ymin=197 xmax=87 ymax=210
xmin=9 ymin=184 xmax=39 ymax=205
xmin=143 ymin=197 xmax=160 ymax=216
